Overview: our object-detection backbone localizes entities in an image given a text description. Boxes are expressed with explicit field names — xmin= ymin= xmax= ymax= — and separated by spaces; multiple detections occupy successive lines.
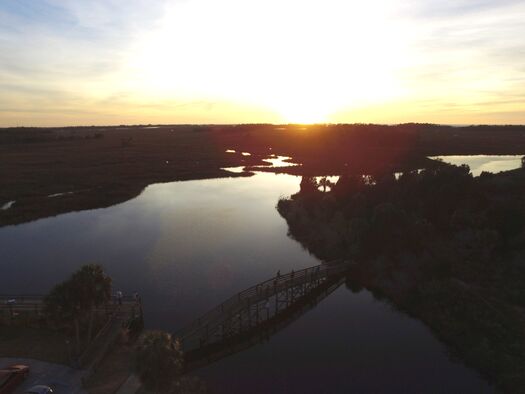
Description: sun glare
xmin=3 ymin=0 xmax=525 ymax=126
xmin=281 ymin=110 xmax=327 ymax=125
xmin=125 ymin=0 xmax=408 ymax=123
xmin=272 ymin=95 xmax=330 ymax=124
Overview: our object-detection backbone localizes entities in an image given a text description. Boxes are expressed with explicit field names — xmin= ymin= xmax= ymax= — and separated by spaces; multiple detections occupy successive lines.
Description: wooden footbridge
xmin=175 ymin=260 xmax=354 ymax=371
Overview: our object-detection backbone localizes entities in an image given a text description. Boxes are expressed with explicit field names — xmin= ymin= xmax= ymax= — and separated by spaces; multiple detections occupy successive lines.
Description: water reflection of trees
xmin=278 ymin=161 xmax=525 ymax=393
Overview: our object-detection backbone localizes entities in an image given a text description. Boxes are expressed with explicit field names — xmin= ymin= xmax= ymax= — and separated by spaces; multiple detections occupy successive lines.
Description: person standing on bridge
xmin=276 ymin=270 xmax=281 ymax=278
xmin=116 ymin=290 xmax=123 ymax=306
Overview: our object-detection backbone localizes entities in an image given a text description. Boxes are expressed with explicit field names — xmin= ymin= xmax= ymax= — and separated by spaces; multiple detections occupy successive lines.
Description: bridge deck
xmin=176 ymin=260 xmax=353 ymax=354
xmin=184 ymin=277 xmax=345 ymax=371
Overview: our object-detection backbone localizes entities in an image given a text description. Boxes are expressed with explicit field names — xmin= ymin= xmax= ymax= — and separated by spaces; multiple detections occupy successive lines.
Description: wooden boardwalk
xmin=0 ymin=294 xmax=48 ymax=319
xmin=175 ymin=260 xmax=353 ymax=370
xmin=0 ymin=294 xmax=136 ymax=322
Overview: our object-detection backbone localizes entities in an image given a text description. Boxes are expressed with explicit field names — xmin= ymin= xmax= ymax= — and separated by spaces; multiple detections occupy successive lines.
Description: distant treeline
xmin=0 ymin=128 xmax=104 ymax=144
xmin=2 ymin=124 xmax=525 ymax=155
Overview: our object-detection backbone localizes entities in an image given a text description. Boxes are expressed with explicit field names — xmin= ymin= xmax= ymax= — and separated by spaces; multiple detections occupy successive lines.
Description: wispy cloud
xmin=0 ymin=0 xmax=524 ymax=126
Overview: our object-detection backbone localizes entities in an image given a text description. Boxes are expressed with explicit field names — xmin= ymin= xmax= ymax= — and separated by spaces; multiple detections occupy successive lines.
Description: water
xmin=223 ymin=155 xmax=298 ymax=174
xmin=47 ymin=191 xmax=76 ymax=198
xmin=201 ymin=286 xmax=490 ymax=394
xmin=0 ymin=170 xmax=492 ymax=392
xmin=261 ymin=155 xmax=298 ymax=168
xmin=1 ymin=201 xmax=15 ymax=211
xmin=431 ymin=155 xmax=523 ymax=176
xmin=0 ymin=172 xmax=316 ymax=330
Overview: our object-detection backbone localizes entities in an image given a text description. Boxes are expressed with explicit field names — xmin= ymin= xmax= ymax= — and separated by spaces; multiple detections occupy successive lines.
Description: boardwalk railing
xmin=185 ymin=276 xmax=346 ymax=372
xmin=176 ymin=260 xmax=353 ymax=359
xmin=0 ymin=294 xmax=136 ymax=322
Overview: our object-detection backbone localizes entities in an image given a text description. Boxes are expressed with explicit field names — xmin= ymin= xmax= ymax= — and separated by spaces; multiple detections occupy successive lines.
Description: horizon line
xmin=2 ymin=122 xmax=525 ymax=130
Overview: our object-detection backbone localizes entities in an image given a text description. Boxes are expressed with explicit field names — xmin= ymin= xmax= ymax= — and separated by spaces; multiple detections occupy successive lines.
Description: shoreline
xmin=2 ymin=124 xmax=525 ymax=228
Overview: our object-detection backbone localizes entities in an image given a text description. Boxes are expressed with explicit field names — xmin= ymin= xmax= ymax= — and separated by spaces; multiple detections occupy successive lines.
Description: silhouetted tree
xmin=44 ymin=264 xmax=112 ymax=352
xmin=318 ymin=177 xmax=334 ymax=192
xmin=45 ymin=281 xmax=83 ymax=353
xmin=70 ymin=264 xmax=112 ymax=343
xmin=276 ymin=160 xmax=525 ymax=392
xmin=299 ymin=176 xmax=319 ymax=195
xmin=134 ymin=331 xmax=183 ymax=393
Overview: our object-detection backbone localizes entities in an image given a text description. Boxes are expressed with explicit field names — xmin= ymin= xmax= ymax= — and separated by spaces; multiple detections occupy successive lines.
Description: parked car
xmin=26 ymin=385 xmax=53 ymax=394
xmin=0 ymin=364 xmax=30 ymax=394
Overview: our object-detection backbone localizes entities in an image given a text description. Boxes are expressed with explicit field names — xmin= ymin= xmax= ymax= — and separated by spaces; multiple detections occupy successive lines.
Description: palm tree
xmin=45 ymin=281 xmax=83 ymax=353
xmin=44 ymin=264 xmax=112 ymax=352
xmin=70 ymin=264 xmax=112 ymax=343
xmin=318 ymin=177 xmax=334 ymax=192
xmin=134 ymin=330 xmax=183 ymax=393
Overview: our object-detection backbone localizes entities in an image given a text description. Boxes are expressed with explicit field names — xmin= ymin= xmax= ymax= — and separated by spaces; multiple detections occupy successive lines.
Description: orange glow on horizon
xmin=1 ymin=0 xmax=525 ymax=126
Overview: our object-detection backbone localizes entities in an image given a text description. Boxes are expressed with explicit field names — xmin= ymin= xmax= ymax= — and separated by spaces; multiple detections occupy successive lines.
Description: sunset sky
xmin=1 ymin=0 xmax=524 ymax=126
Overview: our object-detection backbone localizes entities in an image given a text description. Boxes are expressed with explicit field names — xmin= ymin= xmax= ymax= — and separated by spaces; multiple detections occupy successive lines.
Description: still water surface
xmin=431 ymin=155 xmax=523 ymax=176
xmin=0 ymin=164 xmax=494 ymax=392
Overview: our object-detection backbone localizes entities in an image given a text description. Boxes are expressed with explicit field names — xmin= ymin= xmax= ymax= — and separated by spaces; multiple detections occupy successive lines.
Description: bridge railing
xmin=0 ymin=295 xmax=45 ymax=303
xmin=0 ymin=294 xmax=137 ymax=316
xmin=176 ymin=260 xmax=351 ymax=341
xmin=0 ymin=294 xmax=137 ymax=303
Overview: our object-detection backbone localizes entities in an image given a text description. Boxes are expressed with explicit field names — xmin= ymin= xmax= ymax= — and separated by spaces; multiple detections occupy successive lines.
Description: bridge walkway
xmin=176 ymin=260 xmax=353 ymax=360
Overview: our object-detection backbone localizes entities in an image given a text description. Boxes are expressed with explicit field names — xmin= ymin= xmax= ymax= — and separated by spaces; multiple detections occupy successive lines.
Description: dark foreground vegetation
xmin=277 ymin=161 xmax=525 ymax=393
xmin=0 ymin=264 xmax=117 ymax=360
xmin=134 ymin=330 xmax=207 ymax=393
xmin=2 ymin=123 xmax=525 ymax=227
xmin=0 ymin=263 xmax=205 ymax=393
xmin=44 ymin=264 xmax=113 ymax=355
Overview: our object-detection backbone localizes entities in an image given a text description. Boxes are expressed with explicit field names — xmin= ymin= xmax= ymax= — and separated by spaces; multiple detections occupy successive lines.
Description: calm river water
xmin=0 ymin=157 xmax=498 ymax=393
xmin=431 ymin=154 xmax=523 ymax=176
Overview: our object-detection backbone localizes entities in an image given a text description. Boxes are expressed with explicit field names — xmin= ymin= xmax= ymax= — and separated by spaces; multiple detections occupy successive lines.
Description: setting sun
xmin=1 ymin=0 xmax=524 ymax=125
xmin=272 ymin=96 xmax=332 ymax=124
xmin=125 ymin=0 xmax=407 ymax=124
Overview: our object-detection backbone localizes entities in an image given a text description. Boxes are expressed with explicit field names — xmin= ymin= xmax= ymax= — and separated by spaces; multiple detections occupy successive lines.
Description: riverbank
xmin=0 ymin=125 xmax=260 ymax=227
xmin=277 ymin=165 xmax=525 ymax=393
xmin=2 ymin=123 xmax=525 ymax=227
